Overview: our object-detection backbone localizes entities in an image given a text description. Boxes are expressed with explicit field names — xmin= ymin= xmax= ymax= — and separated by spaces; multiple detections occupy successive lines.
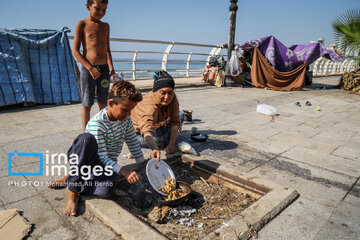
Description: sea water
xmin=112 ymin=60 xmax=205 ymax=79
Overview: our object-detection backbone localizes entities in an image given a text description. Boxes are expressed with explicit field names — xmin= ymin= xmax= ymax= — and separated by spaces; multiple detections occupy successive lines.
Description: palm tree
xmin=332 ymin=9 xmax=360 ymax=57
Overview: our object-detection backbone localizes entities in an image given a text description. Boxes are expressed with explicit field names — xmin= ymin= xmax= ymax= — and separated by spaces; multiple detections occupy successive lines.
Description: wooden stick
xmin=200 ymin=176 xmax=211 ymax=188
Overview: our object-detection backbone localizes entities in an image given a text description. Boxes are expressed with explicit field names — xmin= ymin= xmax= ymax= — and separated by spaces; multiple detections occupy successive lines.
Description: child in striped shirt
xmin=50 ymin=80 xmax=160 ymax=216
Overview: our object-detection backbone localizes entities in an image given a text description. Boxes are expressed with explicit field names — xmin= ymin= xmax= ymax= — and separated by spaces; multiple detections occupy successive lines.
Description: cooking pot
xmin=157 ymin=181 xmax=192 ymax=206
xmin=190 ymin=133 xmax=208 ymax=142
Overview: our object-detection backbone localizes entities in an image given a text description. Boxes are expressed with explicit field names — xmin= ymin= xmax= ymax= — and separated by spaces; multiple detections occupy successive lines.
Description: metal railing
xmin=310 ymin=57 xmax=356 ymax=77
xmin=69 ymin=36 xmax=224 ymax=80
xmin=69 ymin=36 xmax=356 ymax=80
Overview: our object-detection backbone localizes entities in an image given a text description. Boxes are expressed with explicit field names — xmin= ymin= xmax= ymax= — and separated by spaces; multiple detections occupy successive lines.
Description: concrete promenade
xmin=0 ymin=76 xmax=359 ymax=239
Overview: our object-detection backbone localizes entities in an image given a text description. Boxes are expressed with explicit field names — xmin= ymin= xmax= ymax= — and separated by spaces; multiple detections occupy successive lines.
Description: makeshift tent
xmin=0 ymin=28 xmax=80 ymax=106
xmin=251 ymin=47 xmax=307 ymax=90
xmin=240 ymin=36 xmax=342 ymax=90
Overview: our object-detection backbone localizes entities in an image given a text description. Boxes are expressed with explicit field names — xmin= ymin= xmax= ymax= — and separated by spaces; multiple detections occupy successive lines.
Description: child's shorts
xmin=80 ymin=64 xmax=110 ymax=107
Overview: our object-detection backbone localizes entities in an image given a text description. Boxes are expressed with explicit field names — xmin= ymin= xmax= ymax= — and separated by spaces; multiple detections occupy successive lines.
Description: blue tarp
xmin=0 ymin=27 xmax=80 ymax=106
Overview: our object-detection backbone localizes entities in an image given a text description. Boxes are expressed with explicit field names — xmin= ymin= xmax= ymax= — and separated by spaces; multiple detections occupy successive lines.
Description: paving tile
xmin=12 ymin=162 xmax=62 ymax=194
xmin=295 ymin=121 xmax=320 ymax=129
xmin=40 ymin=105 xmax=80 ymax=120
xmin=0 ymin=147 xmax=9 ymax=170
xmin=351 ymin=131 xmax=360 ymax=141
xmin=300 ymin=137 xmax=341 ymax=155
xmin=0 ymin=124 xmax=35 ymax=144
xmin=281 ymin=147 xmax=360 ymax=177
xmin=268 ymin=132 xmax=317 ymax=149
xmin=0 ymin=168 xmax=7 ymax=178
xmin=6 ymin=110 xmax=50 ymax=124
xmin=277 ymin=157 xmax=356 ymax=188
xmin=53 ymin=116 xmax=82 ymax=132
xmin=313 ymin=127 xmax=358 ymax=142
xmin=20 ymin=120 xmax=70 ymax=137
xmin=331 ymin=142 xmax=360 ymax=161
xmin=241 ymin=126 xmax=283 ymax=140
xmin=225 ymin=130 xmax=294 ymax=155
xmin=243 ymin=138 xmax=294 ymax=155
xmin=0 ymin=114 xmax=17 ymax=126
xmin=350 ymin=179 xmax=360 ymax=198
xmin=9 ymin=161 xmax=41 ymax=175
xmin=0 ymin=175 xmax=39 ymax=204
xmin=0 ymin=131 xmax=82 ymax=166
xmin=315 ymin=194 xmax=360 ymax=240
xmin=5 ymin=195 xmax=76 ymax=239
xmin=249 ymin=160 xmax=350 ymax=208
xmin=257 ymin=197 xmax=333 ymax=240
xmin=34 ymin=226 xmax=78 ymax=240
xmin=279 ymin=108 xmax=325 ymax=123
xmin=333 ymin=120 xmax=360 ymax=133
xmin=43 ymin=190 xmax=119 ymax=240
xmin=43 ymin=189 xmax=67 ymax=211
xmin=347 ymin=113 xmax=360 ymax=121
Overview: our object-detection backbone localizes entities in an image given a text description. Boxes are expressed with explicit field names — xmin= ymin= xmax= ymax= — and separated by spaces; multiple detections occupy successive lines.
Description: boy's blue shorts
xmin=80 ymin=64 xmax=110 ymax=107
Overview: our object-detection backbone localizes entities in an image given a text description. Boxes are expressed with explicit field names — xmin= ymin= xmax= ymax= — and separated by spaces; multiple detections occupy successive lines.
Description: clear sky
xmin=0 ymin=0 xmax=359 ymax=48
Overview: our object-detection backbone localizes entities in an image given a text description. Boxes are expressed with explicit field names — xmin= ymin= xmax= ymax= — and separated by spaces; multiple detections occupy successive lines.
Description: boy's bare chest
xmin=84 ymin=24 xmax=107 ymax=41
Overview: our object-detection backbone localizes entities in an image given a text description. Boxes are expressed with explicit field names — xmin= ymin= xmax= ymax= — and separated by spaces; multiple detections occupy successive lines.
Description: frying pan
xmin=190 ymin=133 xmax=208 ymax=142
xmin=157 ymin=181 xmax=192 ymax=206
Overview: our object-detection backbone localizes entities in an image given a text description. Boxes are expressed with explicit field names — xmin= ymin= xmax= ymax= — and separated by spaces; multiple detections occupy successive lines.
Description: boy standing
xmin=72 ymin=0 xmax=115 ymax=132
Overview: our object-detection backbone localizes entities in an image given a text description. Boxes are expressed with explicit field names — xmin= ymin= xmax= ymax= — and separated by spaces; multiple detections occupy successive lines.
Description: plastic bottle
xmin=256 ymin=101 xmax=277 ymax=116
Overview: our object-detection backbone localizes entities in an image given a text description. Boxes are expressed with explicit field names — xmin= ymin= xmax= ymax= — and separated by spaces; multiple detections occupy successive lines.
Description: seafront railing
xmin=310 ymin=57 xmax=356 ymax=77
xmin=69 ymin=36 xmax=225 ymax=81
xmin=69 ymin=36 xmax=355 ymax=80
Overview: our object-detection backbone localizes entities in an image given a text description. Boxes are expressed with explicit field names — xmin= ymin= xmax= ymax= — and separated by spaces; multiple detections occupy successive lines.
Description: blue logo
xmin=8 ymin=150 xmax=43 ymax=176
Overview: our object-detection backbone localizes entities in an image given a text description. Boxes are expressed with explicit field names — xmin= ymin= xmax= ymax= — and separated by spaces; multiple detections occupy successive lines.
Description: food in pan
xmin=158 ymin=177 xmax=186 ymax=201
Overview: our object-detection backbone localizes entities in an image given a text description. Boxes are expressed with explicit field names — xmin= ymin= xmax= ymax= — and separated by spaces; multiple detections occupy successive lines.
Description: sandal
xmin=294 ymin=102 xmax=301 ymax=107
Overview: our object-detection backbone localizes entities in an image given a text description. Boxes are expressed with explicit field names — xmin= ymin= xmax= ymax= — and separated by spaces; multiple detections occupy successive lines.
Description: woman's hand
xmin=150 ymin=149 xmax=161 ymax=161
xmin=165 ymin=144 xmax=176 ymax=154
xmin=119 ymin=168 xmax=140 ymax=184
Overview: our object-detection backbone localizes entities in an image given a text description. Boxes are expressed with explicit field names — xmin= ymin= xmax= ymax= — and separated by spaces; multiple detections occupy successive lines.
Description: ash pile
xmin=149 ymin=205 xmax=197 ymax=225
xmin=149 ymin=204 xmax=204 ymax=229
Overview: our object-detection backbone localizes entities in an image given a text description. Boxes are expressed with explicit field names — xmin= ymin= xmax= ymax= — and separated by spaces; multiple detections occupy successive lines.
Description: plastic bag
xmin=178 ymin=141 xmax=198 ymax=156
xmin=229 ymin=49 xmax=243 ymax=76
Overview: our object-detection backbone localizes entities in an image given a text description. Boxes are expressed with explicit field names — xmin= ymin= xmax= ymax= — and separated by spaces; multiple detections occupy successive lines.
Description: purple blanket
xmin=240 ymin=36 xmax=342 ymax=72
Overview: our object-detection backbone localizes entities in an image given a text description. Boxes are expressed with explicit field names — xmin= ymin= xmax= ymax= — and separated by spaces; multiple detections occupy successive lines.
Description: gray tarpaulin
xmin=0 ymin=27 xmax=80 ymax=106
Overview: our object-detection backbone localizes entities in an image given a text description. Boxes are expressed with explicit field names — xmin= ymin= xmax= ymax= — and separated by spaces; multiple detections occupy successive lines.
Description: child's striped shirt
xmin=86 ymin=107 xmax=145 ymax=174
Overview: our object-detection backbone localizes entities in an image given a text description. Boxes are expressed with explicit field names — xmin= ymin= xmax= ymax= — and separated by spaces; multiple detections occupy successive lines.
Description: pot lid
xmin=146 ymin=158 xmax=176 ymax=196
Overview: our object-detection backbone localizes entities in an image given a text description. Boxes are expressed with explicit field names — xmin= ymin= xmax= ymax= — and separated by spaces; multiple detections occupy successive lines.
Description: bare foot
xmin=48 ymin=175 xmax=68 ymax=189
xmin=64 ymin=189 xmax=79 ymax=216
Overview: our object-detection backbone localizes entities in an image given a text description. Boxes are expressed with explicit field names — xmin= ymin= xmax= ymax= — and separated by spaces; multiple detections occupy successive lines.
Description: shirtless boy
xmin=72 ymin=0 xmax=115 ymax=132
